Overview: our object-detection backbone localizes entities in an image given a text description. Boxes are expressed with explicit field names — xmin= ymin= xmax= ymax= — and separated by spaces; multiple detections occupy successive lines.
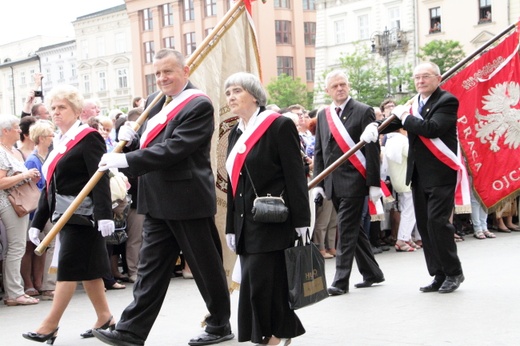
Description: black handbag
xmin=285 ymin=230 xmax=328 ymax=309
xmin=245 ymin=165 xmax=288 ymax=223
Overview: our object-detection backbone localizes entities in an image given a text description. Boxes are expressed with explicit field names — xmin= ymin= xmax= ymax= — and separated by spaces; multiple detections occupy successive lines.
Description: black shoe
xmin=81 ymin=315 xmax=115 ymax=338
xmin=93 ymin=329 xmax=145 ymax=346
xmin=354 ymin=277 xmax=385 ymax=288
xmin=420 ymin=277 xmax=445 ymax=292
xmin=188 ymin=331 xmax=235 ymax=345
xmin=22 ymin=327 xmax=59 ymax=345
xmin=438 ymin=274 xmax=465 ymax=294
xmin=327 ymin=286 xmax=347 ymax=296
xmin=371 ymin=246 xmax=383 ymax=254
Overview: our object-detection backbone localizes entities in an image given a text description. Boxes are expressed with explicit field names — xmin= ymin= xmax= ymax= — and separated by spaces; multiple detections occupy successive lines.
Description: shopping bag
xmin=284 ymin=231 xmax=328 ymax=309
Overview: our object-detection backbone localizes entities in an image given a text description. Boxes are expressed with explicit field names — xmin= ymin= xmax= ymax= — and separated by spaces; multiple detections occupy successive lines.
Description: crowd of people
xmin=0 ymin=54 xmax=519 ymax=346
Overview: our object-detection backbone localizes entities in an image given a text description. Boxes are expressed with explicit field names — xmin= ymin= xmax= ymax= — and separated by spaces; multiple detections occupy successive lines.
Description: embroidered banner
xmin=442 ymin=22 xmax=520 ymax=211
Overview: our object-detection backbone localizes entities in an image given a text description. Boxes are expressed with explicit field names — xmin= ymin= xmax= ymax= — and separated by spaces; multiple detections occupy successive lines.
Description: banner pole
xmin=35 ymin=1 xmax=249 ymax=256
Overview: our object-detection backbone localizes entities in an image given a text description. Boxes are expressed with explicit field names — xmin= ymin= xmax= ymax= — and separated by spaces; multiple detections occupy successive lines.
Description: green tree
xmin=417 ymin=40 xmax=465 ymax=74
xmin=266 ymin=74 xmax=310 ymax=109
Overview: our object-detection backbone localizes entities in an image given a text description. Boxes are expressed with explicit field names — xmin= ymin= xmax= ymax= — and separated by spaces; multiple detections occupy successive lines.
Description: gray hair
xmin=414 ymin=61 xmax=441 ymax=76
xmin=46 ymin=84 xmax=84 ymax=115
xmin=325 ymin=70 xmax=349 ymax=87
xmin=224 ymin=72 xmax=267 ymax=107
xmin=0 ymin=114 xmax=21 ymax=137
xmin=154 ymin=48 xmax=186 ymax=66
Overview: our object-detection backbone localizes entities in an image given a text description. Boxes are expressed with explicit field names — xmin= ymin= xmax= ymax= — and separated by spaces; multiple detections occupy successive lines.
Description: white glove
xmin=226 ymin=234 xmax=236 ymax=252
xmin=98 ymin=219 xmax=115 ymax=237
xmin=312 ymin=187 xmax=325 ymax=200
xmin=118 ymin=123 xmax=137 ymax=145
xmin=28 ymin=227 xmax=41 ymax=246
xmin=360 ymin=122 xmax=379 ymax=143
xmin=98 ymin=153 xmax=129 ymax=171
xmin=369 ymin=186 xmax=383 ymax=203
xmin=295 ymin=227 xmax=308 ymax=238
xmin=391 ymin=105 xmax=410 ymax=121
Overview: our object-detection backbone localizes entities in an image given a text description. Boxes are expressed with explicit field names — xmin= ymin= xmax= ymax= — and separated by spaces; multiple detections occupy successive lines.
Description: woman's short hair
xmin=46 ymin=85 xmax=84 ymax=115
xmin=0 ymin=114 xmax=21 ymax=137
xmin=19 ymin=116 xmax=37 ymax=142
xmin=224 ymin=72 xmax=267 ymax=107
xmin=29 ymin=120 xmax=55 ymax=144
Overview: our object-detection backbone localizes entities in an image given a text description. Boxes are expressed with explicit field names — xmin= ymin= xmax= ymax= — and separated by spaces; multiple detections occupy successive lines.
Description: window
xmin=20 ymin=72 xmax=26 ymax=85
xmin=162 ymin=4 xmax=174 ymax=26
xmin=429 ymin=7 xmax=441 ymax=34
xmin=71 ymin=63 xmax=77 ymax=77
xmin=479 ymin=0 xmax=492 ymax=23
xmin=388 ymin=7 xmax=400 ymax=30
xmin=97 ymin=36 xmax=105 ymax=56
xmin=117 ymin=68 xmax=128 ymax=89
xmin=303 ymin=0 xmax=315 ymax=11
xmin=59 ymin=66 xmax=64 ymax=80
xmin=115 ymin=33 xmax=126 ymax=53
xmin=304 ymin=22 xmax=316 ymax=46
xmin=184 ymin=32 xmax=196 ymax=55
xmin=205 ymin=28 xmax=214 ymax=38
xmin=306 ymin=57 xmax=315 ymax=82
xmin=144 ymin=41 xmax=155 ymax=64
xmin=164 ymin=36 xmax=175 ymax=49
xmin=98 ymin=71 xmax=107 ymax=91
xmin=143 ymin=8 xmax=153 ymax=31
xmin=145 ymin=74 xmax=156 ymax=95
xmin=334 ymin=19 xmax=346 ymax=44
xmin=277 ymin=56 xmax=294 ymax=76
xmin=226 ymin=0 xmax=234 ymax=11
xmin=358 ymin=14 xmax=369 ymax=40
xmin=83 ymin=75 xmax=90 ymax=93
xmin=205 ymin=0 xmax=217 ymax=17
xmin=273 ymin=0 xmax=290 ymax=8
xmin=275 ymin=20 xmax=292 ymax=44
xmin=184 ymin=0 xmax=195 ymax=21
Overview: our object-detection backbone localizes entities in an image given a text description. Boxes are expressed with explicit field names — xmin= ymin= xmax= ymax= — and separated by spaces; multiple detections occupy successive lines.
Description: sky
xmin=0 ymin=0 xmax=126 ymax=45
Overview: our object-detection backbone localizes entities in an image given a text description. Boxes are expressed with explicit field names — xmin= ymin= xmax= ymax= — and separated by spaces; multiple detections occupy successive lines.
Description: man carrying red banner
xmin=363 ymin=61 xmax=465 ymax=294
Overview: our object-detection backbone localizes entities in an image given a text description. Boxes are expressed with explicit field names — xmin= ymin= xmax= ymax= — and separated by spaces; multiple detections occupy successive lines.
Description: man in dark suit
xmin=95 ymin=49 xmax=233 ymax=346
xmin=313 ymin=70 xmax=385 ymax=296
xmin=363 ymin=61 xmax=464 ymax=293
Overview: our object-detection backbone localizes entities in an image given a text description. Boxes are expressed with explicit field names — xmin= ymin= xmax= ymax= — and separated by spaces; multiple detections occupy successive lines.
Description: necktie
xmin=335 ymin=107 xmax=342 ymax=116
xmin=162 ymin=96 xmax=172 ymax=109
xmin=418 ymin=99 xmax=424 ymax=114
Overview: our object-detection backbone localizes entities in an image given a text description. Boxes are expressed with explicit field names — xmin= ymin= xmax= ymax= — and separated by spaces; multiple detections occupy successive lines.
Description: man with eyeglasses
xmin=362 ymin=61 xmax=464 ymax=294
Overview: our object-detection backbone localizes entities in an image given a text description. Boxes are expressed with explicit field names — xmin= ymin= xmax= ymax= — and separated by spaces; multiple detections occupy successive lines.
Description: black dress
xmin=32 ymin=126 xmax=113 ymax=281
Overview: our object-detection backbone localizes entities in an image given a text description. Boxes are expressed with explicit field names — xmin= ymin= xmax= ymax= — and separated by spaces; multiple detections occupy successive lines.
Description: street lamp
xmin=371 ymin=26 xmax=407 ymax=96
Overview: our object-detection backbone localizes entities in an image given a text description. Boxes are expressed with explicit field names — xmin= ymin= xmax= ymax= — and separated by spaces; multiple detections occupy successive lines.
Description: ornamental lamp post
xmin=371 ymin=26 xmax=407 ymax=97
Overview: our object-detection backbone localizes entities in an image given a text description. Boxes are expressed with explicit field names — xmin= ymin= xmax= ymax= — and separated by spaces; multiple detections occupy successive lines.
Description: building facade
xmin=124 ymin=0 xmax=316 ymax=101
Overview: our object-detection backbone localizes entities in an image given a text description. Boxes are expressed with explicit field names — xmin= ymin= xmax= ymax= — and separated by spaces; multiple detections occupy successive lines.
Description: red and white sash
xmin=225 ymin=110 xmax=279 ymax=197
xmin=325 ymin=106 xmax=392 ymax=220
xmin=42 ymin=123 xmax=97 ymax=191
xmin=410 ymin=99 xmax=471 ymax=213
xmin=140 ymin=89 xmax=209 ymax=148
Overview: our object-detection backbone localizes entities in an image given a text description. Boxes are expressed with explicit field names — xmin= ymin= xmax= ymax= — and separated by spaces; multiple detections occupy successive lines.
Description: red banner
xmin=442 ymin=22 xmax=520 ymax=211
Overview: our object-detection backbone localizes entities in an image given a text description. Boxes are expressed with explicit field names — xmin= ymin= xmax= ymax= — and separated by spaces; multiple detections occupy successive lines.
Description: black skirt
xmin=238 ymin=251 xmax=305 ymax=343
xmin=57 ymin=223 xmax=109 ymax=281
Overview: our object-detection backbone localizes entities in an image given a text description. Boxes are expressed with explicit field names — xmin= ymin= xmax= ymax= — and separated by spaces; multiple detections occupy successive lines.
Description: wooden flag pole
xmin=307 ymin=22 xmax=517 ymax=191
xmin=35 ymin=0 xmax=250 ymax=256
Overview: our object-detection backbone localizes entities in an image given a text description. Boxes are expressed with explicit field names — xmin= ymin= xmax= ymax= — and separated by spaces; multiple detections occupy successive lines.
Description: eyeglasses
xmin=413 ymin=74 xmax=438 ymax=81
xmin=44 ymin=134 xmax=55 ymax=137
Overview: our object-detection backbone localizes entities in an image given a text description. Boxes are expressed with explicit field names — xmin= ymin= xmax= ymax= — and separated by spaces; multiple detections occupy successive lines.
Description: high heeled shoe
xmin=80 ymin=315 xmax=115 ymax=338
xmin=22 ymin=327 xmax=59 ymax=345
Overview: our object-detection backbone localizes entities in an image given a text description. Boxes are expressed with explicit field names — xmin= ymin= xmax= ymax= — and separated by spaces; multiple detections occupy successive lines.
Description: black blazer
xmin=225 ymin=112 xmax=310 ymax=254
xmin=32 ymin=131 xmax=112 ymax=229
xmin=313 ymin=98 xmax=381 ymax=199
xmin=124 ymin=82 xmax=217 ymax=220
xmin=384 ymin=87 xmax=459 ymax=187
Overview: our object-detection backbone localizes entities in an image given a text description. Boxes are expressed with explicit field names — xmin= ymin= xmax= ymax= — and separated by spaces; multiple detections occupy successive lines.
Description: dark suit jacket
xmin=313 ymin=99 xmax=380 ymax=199
xmin=32 ymin=131 xmax=112 ymax=229
xmin=225 ymin=112 xmax=310 ymax=254
xmin=124 ymin=82 xmax=217 ymax=220
xmin=383 ymin=87 xmax=459 ymax=188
